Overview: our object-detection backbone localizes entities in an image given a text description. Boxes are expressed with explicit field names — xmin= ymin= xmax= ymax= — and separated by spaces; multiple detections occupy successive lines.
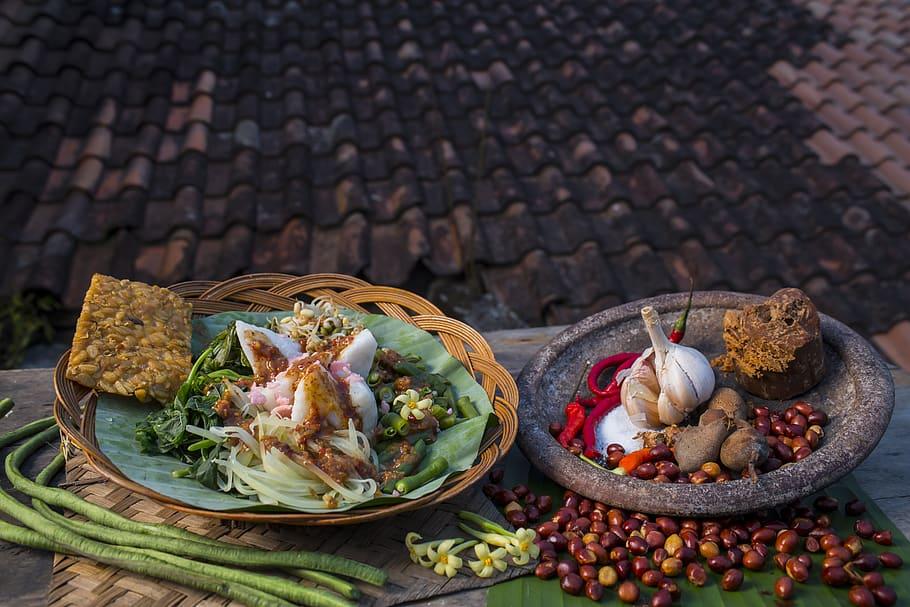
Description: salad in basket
xmin=134 ymin=298 xmax=487 ymax=511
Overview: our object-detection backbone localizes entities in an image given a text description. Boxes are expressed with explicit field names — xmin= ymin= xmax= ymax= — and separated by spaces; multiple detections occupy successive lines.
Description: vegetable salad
xmin=135 ymin=299 xmax=479 ymax=509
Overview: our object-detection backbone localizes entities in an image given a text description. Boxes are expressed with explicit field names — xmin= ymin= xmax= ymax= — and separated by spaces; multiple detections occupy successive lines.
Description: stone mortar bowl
xmin=517 ymin=291 xmax=895 ymax=517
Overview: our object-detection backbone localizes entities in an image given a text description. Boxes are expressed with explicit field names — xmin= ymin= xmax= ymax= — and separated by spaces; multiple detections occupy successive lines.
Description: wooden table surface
xmin=1 ymin=325 xmax=908 ymax=606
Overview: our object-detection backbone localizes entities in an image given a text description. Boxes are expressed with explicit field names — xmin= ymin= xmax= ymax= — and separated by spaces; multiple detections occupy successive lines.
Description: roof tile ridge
xmin=865 ymin=38 xmax=910 ymax=68
xmin=804 ymin=124 xmax=865 ymax=164
xmin=660 ymin=128 xmax=733 ymax=172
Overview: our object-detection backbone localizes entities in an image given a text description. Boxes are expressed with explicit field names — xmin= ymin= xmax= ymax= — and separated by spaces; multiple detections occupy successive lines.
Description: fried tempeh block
xmin=66 ymin=274 xmax=193 ymax=403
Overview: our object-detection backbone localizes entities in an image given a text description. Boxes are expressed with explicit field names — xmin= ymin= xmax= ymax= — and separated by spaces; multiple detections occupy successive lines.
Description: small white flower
xmin=427 ymin=539 xmax=464 ymax=578
xmin=468 ymin=543 xmax=509 ymax=578
xmin=507 ymin=528 xmax=540 ymax=565
xmin=405 ymin=532 xmax=433 ymax=566
xmin=394 ymin=389 xmax=433 ymax=421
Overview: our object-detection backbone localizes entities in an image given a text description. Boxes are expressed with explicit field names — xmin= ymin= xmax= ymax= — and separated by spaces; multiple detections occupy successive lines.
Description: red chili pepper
xmin=557 ymin=402 xmax=586 ymax=447
xmin=598 ymin=355 xmax=637 ymax=397
xmin=668 ymin=280 xmax=694 ymax=344
xmin=576 ymin=396 xmax=598 ymax=409
xmin=581 ymin=356 xmax=638 ymax=458
xmin=619 ymin=448 xmax=652 ymax=474
xmin=582 ymin=394 xmax=621 ymax=458
xmin=587 ymin=352 xmax=639 ymax=397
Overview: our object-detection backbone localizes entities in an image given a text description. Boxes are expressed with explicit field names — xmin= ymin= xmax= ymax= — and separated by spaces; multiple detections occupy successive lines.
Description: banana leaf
xmin=487 ymin=454 xmax=910 ymax=606
xmin=94 ymin=310 xmax=492 ymax=513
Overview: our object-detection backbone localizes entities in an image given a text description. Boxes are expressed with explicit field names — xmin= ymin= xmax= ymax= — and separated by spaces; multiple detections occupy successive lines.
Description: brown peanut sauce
xmin=378 ymin=441 xmax=416 ymax=485
xmin=220 ymin=333 xmax=379 ymax=484
xmin=304 ymin=334 xmax=355 ymax=357
xmin=249 ymin=339 xmax=289 ymax=382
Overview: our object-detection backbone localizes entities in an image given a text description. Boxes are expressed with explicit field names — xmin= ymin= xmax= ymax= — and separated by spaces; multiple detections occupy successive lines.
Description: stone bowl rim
xmin=517 ymin=290 xmax=895 ymax=517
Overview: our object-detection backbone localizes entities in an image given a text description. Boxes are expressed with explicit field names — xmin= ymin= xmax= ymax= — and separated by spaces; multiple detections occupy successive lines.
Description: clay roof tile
xmin=0 ymin=0 xmax=908 ymax=355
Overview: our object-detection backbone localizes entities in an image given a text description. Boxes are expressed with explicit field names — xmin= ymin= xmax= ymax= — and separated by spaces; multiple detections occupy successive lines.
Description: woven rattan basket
xmin=53 ymin=273 xmax=518 ymax=525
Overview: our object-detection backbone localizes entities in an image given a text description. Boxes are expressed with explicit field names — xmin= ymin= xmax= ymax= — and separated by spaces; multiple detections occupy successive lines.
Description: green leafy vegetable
xmin=200 ymin=323 xmax=251 ymax=376
xmin=136 ymin=322 xmax=253 ymax=497
xmin=187 ymin=448 xmax=222 ymax=490
xmin=135 ymin=391 xmax=221 ymax=463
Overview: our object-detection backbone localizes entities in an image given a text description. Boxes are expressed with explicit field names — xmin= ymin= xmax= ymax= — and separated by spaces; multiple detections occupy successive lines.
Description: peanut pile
xmin=484 ymin=476 xmax=902 ymax=605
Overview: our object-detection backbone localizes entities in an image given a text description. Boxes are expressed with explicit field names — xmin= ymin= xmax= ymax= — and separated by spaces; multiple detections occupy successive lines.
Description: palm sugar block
xmin=715 ymin=288 xmax=825 ymax=400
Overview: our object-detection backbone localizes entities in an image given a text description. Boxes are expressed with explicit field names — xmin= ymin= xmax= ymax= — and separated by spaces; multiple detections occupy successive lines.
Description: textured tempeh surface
xmin=47 ymin=454 xmax=530 ymax=607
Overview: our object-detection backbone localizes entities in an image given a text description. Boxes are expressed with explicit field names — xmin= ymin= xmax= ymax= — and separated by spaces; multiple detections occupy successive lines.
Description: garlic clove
xmin=620 ymin=352 xmax=663 ymax=429
xmin=657 ymin=393 xmax=686 ymax=426
xmin=658 ymin=347 xmax=715 ymax=411
xmin=622 ymin=379 xmax=661 ymax=428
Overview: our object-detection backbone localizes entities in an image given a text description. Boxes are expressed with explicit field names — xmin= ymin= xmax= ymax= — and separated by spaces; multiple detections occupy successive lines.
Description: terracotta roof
xmin=2 ymin=0 xmax=910 ymax=353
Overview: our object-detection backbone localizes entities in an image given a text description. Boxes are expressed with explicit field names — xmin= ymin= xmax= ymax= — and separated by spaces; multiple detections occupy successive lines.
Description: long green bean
xmin=380 ymin=412 xmax=409 ymax=437
xmin=0 ymin=428 xmax=294 ymax=607
xmin=0 ymin=398 xmax=13 ymax=418
xmin=289 ymin=569 xmax=361 ymax=600
xmin=392 ymin=361 xmax=422 ymax=376
xmin=36 ymin=453 xmax=360 ymax=605
xmin=380 ymin=439 xmax=427 ymax=494
xmin=3 ymin=425 xmax=241 ymax=550
xmin=7 ymin=428 xmax=388 ymax=586
xmin=34 ymin=451 xmax=64 ymax=485
xmin=188 ymin=438 xmax=217 ymax=452
xmin=455 ymin=396 xmax=480 ymax=419
xmin=123 ymin=546 xmax=355 ymax=607
xmin=395 ymin=456 xmax=448 ymax=494
xmin=0 ymin=517 xmax=62 ymax=552
xmin=0 ymin=519 xmax=294 ymax=607
xmin=0 ymin=416 xmax=56 ymax=449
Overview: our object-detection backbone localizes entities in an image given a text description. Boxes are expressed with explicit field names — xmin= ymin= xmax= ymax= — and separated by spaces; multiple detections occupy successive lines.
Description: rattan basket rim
xmin=53 ymin=273 xmax=518 ymax=525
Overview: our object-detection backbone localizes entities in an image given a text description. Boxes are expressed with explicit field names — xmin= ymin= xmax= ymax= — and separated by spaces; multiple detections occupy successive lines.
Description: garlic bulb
xmin=621 ymin=306 xmax=716 ymax=428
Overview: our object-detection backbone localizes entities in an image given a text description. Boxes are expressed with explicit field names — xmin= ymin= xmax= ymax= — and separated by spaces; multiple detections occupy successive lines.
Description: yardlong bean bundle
xmin=289 ymin=570 xmax=362 ymax=601
xmin=0 ymin=417 xmax=388 ymax=606
xmin=0 ymin=426 xmax=295 ymax=607
xmin=32 ymin=456 xmax=355 ymax=607
xmin=5 ymin=418 xmax=231 ymax=548
xmin=0 ymin=516 xmax=296 ymax=607
xmin=6 ymin=426 xmax=388 ymax=587
xmin=34 ymin=446 xmax=364 ymax=602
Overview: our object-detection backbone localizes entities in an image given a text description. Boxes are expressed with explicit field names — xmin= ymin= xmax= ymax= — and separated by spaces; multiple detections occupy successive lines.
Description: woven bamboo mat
xmin=47 ymin=455 xmax=530 ymax=607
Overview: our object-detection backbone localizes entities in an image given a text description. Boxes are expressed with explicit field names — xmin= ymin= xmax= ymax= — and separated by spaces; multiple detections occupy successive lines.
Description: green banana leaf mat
xmin=486 ymin=449 xmax=909 ymax=606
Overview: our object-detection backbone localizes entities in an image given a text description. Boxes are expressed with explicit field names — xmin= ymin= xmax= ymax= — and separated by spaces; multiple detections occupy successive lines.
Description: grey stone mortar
xmin=517 ymin=291 xmax=895 ymax=517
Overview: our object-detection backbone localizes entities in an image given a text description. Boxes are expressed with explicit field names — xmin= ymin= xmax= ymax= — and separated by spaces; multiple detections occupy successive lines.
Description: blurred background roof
xmin=2 ymin=0 xmax=910 ymax=367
